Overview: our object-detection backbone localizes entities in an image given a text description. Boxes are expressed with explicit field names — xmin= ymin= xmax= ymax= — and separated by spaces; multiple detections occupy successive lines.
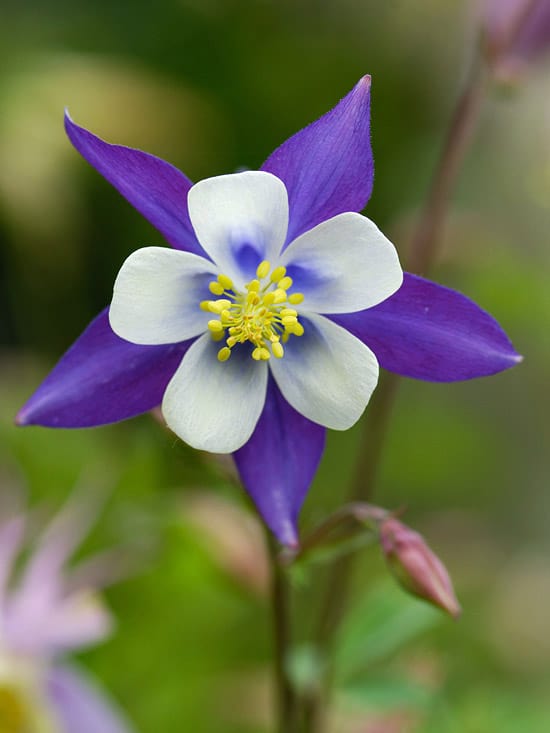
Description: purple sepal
xmin=234 ymin=378 xmax=326 ymax=547
xmin=16 ymin=309 xmax=190 ymax=428
xmin=47 ymin=664 xmax=134 ymax=733
xmin=65 ymin=112 xmax=205 ymax=256
xmin=261 ymin=76 xmax=374 ymax=246
xmin=331 ymin=273 xmax=521 ymax=382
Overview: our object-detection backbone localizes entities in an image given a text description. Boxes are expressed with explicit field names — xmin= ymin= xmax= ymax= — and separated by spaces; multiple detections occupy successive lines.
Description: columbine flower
xmin=17 ymin=77 xmax=520 ymax=546
xmin=106 ymin=169 xmax=402 ymax=453
xmin=380 ymin=517 xmax=461 ymax=618
xmin=0 ymin=500 xmax=133 ymax=733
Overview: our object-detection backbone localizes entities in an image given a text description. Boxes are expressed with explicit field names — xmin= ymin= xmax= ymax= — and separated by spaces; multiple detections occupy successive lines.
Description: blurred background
xmin=1 ymin=0 xmax=549 ymax=731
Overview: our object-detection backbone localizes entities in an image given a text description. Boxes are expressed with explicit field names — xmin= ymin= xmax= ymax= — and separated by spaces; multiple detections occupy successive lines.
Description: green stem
xmin=305 ymin=36 xmax=496 ymax=733
xmin=407 ymin=54 xmax=488 ymax=274
xmin=268 ymin=536 xmax=297 ymax=733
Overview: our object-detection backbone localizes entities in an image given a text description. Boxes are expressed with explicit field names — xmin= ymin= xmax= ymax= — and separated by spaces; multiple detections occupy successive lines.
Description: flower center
xmin=0 ymin=685 xmax=32 ymax=733
xmin=200 ymin=260 xmax=305 ymax=362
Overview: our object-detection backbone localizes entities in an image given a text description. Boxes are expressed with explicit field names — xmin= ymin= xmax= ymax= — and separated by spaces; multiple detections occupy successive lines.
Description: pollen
xmin=270 ymin=266 xmax=286 ymax=282
xmin=208 ymin=281 xmax=225 ymax=296
xmin=217 ymin=346 xmax=232 ymax=362
xmin=201 ymin=263 xmax=306 ymax=361
xmin=256 ymin=260 xmax=271 ymax=279
xmin=217 ymin=274 xmax=233 ymax=289
xmin=288 ymin=292 xmax=304 ymax=304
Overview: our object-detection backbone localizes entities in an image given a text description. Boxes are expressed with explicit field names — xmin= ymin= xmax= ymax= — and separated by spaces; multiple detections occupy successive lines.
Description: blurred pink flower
xmin=484 ymin=0 xmax=550 ymax=75
xmin=0 ymin=498 xmax=133 ymax=733
xmin=379 ymin=517 xmax=461 ymax=619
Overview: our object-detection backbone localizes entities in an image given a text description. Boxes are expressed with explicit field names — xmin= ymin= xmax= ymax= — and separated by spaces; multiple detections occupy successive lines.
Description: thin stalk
xmin=410 ymin=0 xmax=540 ymax=274
xmin=303 ymin=8 xmax=541 ymax=730
xmin=305 ymin=36 xmax=496 ymax=733
xmin=407 ymin=54 xmax=488 ymax=274
xmin=268 ymin=535 xmax=297 ymax=733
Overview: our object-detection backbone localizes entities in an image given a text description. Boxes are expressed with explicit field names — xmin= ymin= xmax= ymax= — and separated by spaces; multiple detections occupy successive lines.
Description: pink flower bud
xmin=484 ymin=0 xmax=550 ymax=77
xmin=379 ymin=518 xmax=461 ymax=619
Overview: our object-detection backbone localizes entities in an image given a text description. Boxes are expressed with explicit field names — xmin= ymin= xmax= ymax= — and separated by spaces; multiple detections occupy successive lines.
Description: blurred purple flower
xmin=380 ymin=517 xmax=461 ymax=618
xmin=484 ymin=0 xmax=550 ymax=73
xmin=0 ymin=500 xmax=133 ymax=733
xmin=17 ymin=77 xmax=521 ymax=546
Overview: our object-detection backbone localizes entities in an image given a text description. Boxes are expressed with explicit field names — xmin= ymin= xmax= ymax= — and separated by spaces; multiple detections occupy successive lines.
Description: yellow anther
xmin=208 ymin=319 xmax=223 ymax=333
xmin=208 ymin=299 xmax=231 ymax=314
xmin=201 ymin=262 xmax=305 ymax=362
xmin=288 ymin=292 xmax=304 ymax=305
xmin=282 ymin=315 xmax=298 ymax=326
xmin=217 ymin=347 xmax=231 ymax=362
xmin=256 ymin=260 xmax=271 ymax=279
xmin=272 ymin=342 xmax=284 ymax=358
xmin=217 ymin=273 xmax=233 ymax=289
xmin=209 ymin=281 xmax=225 ymax=296
xmin=270 ymin=266 xmax=286 ymax=282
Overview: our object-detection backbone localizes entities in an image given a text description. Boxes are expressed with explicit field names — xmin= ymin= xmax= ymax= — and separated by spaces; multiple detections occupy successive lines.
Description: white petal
xmin=109 ymin=247 xmax=218 ymax=344
xmin=162 ymin=333 xmax=268 ymax=453
xmin=269 ymin=313 xmax=379 ymax=430
xmin=187 ymin=171 xmax=289 ymax=286
xmin=279 ymin=212 xmax=403 ymax=313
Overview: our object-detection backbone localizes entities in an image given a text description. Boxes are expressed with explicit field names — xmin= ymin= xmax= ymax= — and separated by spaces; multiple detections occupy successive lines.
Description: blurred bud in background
xmin=0 ymin=495 xmax=134 ymax=733
xmin=379 ymin=517 xmax=461 ymax=619
xmin=483 ymin=0 xmax=550 ymax=80
xmin=181 ymin=491 xmax=269 ymax=597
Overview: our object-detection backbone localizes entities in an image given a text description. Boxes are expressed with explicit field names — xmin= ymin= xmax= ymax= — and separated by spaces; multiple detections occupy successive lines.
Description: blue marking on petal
xmin=231 ymin=241 xmax=263 ymax=280
xmin=285 ymin=262 xmax=331 ymax=291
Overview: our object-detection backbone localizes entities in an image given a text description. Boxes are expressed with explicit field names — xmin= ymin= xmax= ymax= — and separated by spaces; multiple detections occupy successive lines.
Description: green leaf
xmin=340 ymin=674 xmax=433 ymax=711
xmin=334 ymin=579 xmax=441 ymax=681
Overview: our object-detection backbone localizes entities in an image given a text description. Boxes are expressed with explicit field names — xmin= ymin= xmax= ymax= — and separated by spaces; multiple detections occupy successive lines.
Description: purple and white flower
xmin=17 ymin=76 xmax=521 ymax=546
xmin=0 ymin=501 xmax=133 ymax=733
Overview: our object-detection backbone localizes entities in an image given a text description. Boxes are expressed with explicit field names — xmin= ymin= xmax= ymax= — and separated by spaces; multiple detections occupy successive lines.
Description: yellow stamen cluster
xmin=200 ymin=261 xmax=305 ymax=362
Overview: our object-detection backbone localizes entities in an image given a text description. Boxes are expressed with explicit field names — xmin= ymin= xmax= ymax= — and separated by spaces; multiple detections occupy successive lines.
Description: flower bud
xmin=379 ymin=517 xmax=461 ymax=618
xmin=484 ymin=0 xmax=550 ymax=79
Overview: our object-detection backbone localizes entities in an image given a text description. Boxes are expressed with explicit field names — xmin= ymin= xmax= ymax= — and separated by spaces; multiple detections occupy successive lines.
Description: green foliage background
xmin=1 ymin=1 xmax=549 ymax=731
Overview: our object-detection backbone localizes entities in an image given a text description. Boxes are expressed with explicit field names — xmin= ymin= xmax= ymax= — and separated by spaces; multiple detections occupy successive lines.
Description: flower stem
xmin=407 ymin=52 xmax=488 ymax=274
xmin=306 ymin=30 xmax=497 ymax=733
xmin=267 ymin=535 xmax=297 ymax=733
